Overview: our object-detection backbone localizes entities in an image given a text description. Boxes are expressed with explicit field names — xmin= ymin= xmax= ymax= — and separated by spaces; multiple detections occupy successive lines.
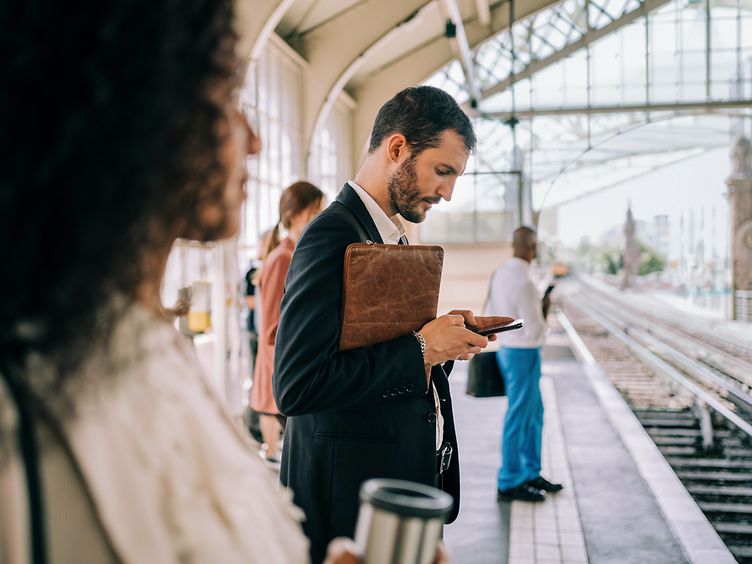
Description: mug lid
xmin=360 ymin=478 xmax=454 ymax=519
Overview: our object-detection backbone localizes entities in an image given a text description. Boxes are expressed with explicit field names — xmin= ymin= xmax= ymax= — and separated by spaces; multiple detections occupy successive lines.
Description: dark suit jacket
xmin=273 ymin=183 xmax=460 ymax=564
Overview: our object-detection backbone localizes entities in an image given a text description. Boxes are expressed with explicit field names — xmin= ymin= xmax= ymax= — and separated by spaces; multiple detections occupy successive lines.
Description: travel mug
xmin=354 ymin=478 xmax=454 ymax=564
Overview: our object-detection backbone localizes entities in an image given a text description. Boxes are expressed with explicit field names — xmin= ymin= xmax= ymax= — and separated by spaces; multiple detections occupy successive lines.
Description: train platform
xmin=443 ymin=319 xmax=737 ymax=564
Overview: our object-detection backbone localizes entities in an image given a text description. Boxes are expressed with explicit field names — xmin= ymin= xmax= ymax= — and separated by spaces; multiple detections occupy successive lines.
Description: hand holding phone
xmin=467 ymin=316 xmax=524 ymax=337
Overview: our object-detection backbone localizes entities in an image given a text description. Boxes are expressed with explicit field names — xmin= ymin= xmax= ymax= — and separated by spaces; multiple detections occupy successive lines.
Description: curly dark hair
xmin=0 ymin=2 xmax=240 ymax=384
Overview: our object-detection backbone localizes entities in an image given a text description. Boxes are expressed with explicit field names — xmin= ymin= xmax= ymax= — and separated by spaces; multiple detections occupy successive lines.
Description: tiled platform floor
xmin=507 ymin=377 xmax=588 ymax=564
xmin=444 ymin=326 xmax=733 ymax=564
xmin=443 ymin=367 xmax=588 ymax=564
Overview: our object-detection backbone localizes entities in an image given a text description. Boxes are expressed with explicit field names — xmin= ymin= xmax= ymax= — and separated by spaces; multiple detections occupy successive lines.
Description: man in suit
xmin=274 ymin=86 xmax=490 ymax=563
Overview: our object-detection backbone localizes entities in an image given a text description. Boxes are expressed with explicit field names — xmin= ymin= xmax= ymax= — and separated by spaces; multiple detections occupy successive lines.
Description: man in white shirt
xmin=487 ymin=226 xmax=563 ymax=502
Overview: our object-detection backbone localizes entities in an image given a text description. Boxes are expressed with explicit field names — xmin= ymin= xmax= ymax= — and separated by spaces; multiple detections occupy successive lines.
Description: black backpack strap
xmin=0 ymin=368 xmax=48 ymax=564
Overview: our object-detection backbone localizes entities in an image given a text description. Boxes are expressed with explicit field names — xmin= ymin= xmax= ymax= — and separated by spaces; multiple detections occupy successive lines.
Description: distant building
xmin=648 ymin=215 xmax=670 ymax=258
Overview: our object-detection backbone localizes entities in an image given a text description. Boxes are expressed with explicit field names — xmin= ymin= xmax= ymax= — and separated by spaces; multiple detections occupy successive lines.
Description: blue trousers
xmin=496 ymin=347 xmax=543 ymax=491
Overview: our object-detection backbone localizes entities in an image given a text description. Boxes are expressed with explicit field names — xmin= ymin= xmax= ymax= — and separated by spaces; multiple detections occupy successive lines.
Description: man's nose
xmin=437 ymin=181 xmax=455 ymax=203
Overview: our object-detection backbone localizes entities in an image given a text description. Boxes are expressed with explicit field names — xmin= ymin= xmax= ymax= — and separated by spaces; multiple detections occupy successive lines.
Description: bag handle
xmin=0 ymin=362 xmax=124 ymax=564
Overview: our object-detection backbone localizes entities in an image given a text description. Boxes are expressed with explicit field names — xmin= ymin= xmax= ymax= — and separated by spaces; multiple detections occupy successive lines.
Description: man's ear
xmin=385 ymin=133 xmax=409 ymax=164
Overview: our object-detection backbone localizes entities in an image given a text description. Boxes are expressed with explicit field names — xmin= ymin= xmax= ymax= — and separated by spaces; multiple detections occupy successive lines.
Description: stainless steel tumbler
xmin=354 ymin=478 xmax=454 ymax=564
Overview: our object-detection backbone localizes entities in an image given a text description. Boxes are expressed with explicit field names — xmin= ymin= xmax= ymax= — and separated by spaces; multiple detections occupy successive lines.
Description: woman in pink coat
xmin=251 ymin=181 xmax=324 ymax=463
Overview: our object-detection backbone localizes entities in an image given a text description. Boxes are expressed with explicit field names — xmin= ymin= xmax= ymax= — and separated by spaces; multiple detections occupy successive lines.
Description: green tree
xmin=603 ymin=251 xmax=620 ymax=275
xmin=635 ymin=239 xmax=665 ymax=275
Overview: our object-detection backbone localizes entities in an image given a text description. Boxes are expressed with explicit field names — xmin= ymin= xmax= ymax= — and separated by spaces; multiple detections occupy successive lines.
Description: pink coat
xmin=250 ymin=237 xmax=294 ymax=415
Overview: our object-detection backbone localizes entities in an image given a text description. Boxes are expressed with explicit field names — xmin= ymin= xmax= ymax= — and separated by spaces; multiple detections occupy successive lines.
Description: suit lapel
xmin=335 ymin=183 xmax=384 ymax=244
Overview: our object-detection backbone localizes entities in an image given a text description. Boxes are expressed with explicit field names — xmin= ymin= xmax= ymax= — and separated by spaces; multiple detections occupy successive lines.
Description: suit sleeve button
xmin=426 ymin=412 xmax=437 ymax=423
xmin=406 ymin=384 xmax=414 ymax=392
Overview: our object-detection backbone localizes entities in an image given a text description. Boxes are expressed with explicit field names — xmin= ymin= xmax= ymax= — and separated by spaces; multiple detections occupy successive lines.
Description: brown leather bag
xmin=339 ymin=242 xmax=444 ymax=351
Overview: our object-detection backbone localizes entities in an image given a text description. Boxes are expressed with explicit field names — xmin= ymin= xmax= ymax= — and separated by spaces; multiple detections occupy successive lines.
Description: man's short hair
xmin=368 ymin=86 xmax=476 ymax=156
xmin=513 ymin=226 xmax=537 ymax=250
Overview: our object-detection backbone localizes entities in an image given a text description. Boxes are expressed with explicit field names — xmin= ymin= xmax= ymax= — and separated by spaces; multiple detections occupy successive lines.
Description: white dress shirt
xmin=348 ymin=181 xmax=444 ymax=449
xmin=485 ymin=256 xmax=547 ymax=348
xmin=348 ymin=181 xmax=406 ymax=243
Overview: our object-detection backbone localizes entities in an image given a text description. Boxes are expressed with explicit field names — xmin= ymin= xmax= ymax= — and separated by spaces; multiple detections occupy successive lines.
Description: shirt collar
xmin=347 ymin=180 xmax=406 ymax=244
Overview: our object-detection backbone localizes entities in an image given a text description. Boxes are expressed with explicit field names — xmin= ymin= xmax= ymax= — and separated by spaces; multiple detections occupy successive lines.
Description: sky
xmin=541 ymin=147 xmax=732 ymax=263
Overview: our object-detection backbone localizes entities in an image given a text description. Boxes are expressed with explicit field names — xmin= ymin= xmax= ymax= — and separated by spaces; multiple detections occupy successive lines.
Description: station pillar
xmin=725 ymin=136 xmax=752 ymax=321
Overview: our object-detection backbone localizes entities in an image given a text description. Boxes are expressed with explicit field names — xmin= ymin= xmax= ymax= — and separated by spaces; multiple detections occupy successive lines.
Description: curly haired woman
xmin=0 ymin=2 xmax=357 ymax=563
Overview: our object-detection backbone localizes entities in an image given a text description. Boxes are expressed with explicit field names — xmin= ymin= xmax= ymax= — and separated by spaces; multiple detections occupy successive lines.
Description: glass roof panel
xmin=423 ymin=59 xmax=469 ymax=103
xmin=421 ymin=0 xmax=752 ymax=240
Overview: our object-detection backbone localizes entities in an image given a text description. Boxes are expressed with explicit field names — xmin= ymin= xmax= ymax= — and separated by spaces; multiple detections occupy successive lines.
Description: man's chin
xmin=401 ymin=210 xmax=427 ymax=223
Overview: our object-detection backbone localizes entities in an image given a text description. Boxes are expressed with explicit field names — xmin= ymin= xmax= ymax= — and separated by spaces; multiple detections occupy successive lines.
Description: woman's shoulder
xmin=66 ymin=306 xmax=309 ymax=562
xmin=69 ymin=308 xmax=203 ymax=439
xmin=262 ymin=238 xmax=294 ymax=278
xmin=267 ymin=237 xmax=294 ymax=261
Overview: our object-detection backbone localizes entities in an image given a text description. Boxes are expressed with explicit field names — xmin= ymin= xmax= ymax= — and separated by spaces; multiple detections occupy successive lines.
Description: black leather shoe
xmin=526 ymin=476 xmax=563 ymax=493
xmin=497 ymin=484 xmax=545 ymax=502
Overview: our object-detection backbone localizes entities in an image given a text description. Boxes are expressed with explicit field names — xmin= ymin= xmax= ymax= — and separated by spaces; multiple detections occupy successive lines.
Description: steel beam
xmin=440 ymin=0 xmax=483 ymax=108
xmin=478 ymin=99 xmax=752 ymax=119
xmin=474 ymin=0 xmax=673 ymax=104
xmin=350 ymin=0 xmax=558 ymax=170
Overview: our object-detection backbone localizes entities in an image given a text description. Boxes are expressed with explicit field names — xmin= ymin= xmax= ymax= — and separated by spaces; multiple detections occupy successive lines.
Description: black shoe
xmin=526 ymin=476 xmax=563 ymax=493
xmin=497 ymin=484 xmax=545 ymax=502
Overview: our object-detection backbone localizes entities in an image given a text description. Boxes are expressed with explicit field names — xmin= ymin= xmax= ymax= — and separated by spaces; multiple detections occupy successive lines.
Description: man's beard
xmin=387 ymin=157 xmax=437 ymax=223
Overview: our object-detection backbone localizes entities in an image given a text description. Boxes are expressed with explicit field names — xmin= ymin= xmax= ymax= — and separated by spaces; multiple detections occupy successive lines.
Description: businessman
xmin=274 ymin=86 xmax=489 ymax=563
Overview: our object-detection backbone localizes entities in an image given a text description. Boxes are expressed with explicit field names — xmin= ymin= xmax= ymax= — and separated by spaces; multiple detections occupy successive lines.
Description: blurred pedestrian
xmin=0 ymin=2 xmax=354 ymax=562
xmin=251 ymin=181 xmax=324 ymax=465
xmin=245 ymin=261 xmax=260 ymax=365
xmin=487 ymin=226 xmax=563 ymax=502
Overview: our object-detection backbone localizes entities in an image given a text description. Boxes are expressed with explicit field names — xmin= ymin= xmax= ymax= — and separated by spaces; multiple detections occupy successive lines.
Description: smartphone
xmin=468 ymin=317 xmax=524 ymax=337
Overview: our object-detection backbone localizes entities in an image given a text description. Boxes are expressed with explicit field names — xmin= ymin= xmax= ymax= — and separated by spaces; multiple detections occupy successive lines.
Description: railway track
xmin=559 ymin=281 xmax=752 ymax=563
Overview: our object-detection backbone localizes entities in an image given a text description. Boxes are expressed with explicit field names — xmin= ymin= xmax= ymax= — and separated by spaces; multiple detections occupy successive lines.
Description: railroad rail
xmin=559 ymin=279 xmax=752 ymax=562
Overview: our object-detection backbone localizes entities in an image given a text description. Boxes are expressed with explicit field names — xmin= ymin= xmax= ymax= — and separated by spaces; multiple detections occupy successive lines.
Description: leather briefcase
xmin=465 ymin=351 xmax=505 ymax=397
xmin=339 ymin=242 xmax=444 ymax=351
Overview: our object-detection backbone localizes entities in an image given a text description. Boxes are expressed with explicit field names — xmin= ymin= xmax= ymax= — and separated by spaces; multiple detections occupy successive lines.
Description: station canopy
xmin=255 ymin=0 xmax=752 ymax=230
